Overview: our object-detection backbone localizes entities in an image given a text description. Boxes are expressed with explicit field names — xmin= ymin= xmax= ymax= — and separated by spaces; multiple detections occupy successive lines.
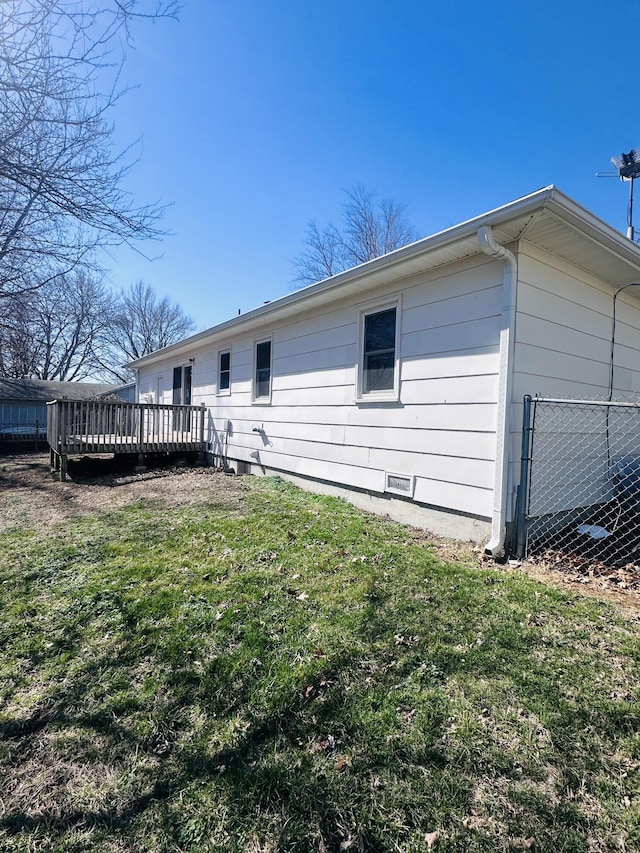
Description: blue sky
xmin=108 ymin=0 xmax=640 ymax=331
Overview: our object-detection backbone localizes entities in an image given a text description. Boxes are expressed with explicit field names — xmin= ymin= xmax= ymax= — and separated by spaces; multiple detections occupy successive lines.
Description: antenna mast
xmin=610 ymin=148 xmax=640 ymax=241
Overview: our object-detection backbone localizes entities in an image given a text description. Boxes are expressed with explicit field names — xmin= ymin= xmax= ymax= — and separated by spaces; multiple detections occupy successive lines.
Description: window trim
xmin=356 ymin=298 xmax=401 ymax=403
xmin=217 ymin=348 xmax=231 ymax=396
xmin=252 ymin=336 xmax=273 ymax=403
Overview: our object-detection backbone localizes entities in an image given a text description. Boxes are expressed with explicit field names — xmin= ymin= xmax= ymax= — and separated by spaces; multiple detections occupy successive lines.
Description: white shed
xmin=129 ymin=187 xmax=640 ymax=555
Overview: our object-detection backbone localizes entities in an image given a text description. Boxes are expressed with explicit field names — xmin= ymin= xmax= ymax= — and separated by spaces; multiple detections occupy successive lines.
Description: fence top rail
xmin=45 ymin=399 xmax=205 ymax=412
xmin=531 ymin=396 xmax=640 ymax=409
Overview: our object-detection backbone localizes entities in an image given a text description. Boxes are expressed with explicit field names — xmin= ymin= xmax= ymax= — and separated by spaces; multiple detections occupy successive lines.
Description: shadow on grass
xmin=0 ymin=538 xmax=637 ymax=851
xmin=0 ymin=589 xmax=461 ymax=850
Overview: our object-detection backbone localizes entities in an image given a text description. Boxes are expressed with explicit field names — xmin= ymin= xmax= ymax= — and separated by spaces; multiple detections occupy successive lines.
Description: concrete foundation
xmin=240 ymin=461 xmax=491 ymax=544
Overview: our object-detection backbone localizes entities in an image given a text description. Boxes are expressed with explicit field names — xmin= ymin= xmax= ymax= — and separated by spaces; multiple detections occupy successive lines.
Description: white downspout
xmin=477 ymin=225 xmax=517 ymax=557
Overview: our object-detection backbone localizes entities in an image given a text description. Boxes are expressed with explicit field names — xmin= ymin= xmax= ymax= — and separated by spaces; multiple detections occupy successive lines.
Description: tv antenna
xmin=597 ymin=147 xmax=640 ymax=241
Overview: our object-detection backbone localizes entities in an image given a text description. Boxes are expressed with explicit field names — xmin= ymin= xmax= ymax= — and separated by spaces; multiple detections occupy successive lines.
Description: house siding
xmin=513 ymin=244 xmax=640 ymax=399
xmin=0 ymin=401 xmax=47 ymax=434
xmin=137 ymin=255 xmax=504 ymax=522
xmin=510 ymin=243 xmax=640 ymax=515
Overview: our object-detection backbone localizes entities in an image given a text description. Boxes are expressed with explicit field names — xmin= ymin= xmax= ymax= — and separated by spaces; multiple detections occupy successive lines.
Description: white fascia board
xmin=128 ymin=185 xmax=640 ymax=369
xmin=128 ymin=187 xmax=556 ymax=369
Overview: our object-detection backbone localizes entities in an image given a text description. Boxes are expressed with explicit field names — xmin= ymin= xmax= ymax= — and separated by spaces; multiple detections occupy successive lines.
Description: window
xmin=254 ymin=339 xmax=272 ymax=400
xmin=359 ymin=304 xmax=399 ymax=399
xmin=218 ymin=350 xmax=230 ymax=393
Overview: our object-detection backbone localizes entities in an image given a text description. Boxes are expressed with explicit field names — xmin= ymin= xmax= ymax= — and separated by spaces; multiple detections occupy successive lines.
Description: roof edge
xmin=128 ymin=186 xmax=640 ymax=368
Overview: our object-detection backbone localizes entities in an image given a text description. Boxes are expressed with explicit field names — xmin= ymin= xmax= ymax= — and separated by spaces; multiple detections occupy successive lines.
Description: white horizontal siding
xmin=269 ymin=383 xmax=356 ymax=407
xmin=220 ymin=429 xmax=493 ymax=492
xmin=515 ymin=343 xmax=608 ymax=390
xmin=209 ymin=402 xmax=497 ymax=431
xmin=275 ymin=320 xmax=356 ymax=359
xmin=414 ymin=477 xmax=492 ymax=517
xmin=400 ymin=374 xmax=498 ymax=406
xmin=343 ymin=424 xmax=495 ymax=458
xmin=400 ymin=350 xmax=498 ymax=381
xmin=402 ymin=316 xmax=500 ymax=359
xmin=513 ymin=246 xmax=640 ymax=400
xmin=248 ymin=447 xmax=383 ymax=493
xmin=271 ymin=366 xmax=354 ymax=391
xmin=402 ymin=285 xmax=501 ymax=335
xmin=401 ymin=256 xmax=502 ymax=310
xmin=510 ymin=244 xmax=640 ymax=523
xmin=275 ymin=344 xmax=357 ymax=378
xmin=369 ymin=446 xmax=494 ymax=490
xmin=136 ymin=255 xmax=503 ymax=522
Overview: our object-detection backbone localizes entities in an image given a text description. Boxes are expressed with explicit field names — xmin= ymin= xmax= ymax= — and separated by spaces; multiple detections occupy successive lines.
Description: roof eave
xmin=128 ymin=185 xmax=640 ymax=368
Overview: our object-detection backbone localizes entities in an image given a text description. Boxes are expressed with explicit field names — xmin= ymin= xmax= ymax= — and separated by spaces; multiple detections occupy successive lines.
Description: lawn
xmin=0 ymin=470 xmax=639 ymax=852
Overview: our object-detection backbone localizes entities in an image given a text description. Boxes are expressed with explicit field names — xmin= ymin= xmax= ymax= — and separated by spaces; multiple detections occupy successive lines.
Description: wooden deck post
xmin=135 ymin=405 xmax=147 ymax=471
xmin=198 ymin=403 xmax=207 ymax=463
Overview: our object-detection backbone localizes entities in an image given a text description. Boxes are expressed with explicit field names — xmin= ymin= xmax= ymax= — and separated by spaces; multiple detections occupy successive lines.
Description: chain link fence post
xmin=515 ymin=395 xmax=533 ymax=558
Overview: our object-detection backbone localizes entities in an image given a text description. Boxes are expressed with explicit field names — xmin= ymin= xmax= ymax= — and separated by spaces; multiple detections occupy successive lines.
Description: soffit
xmin=517 ymin=208 xmax=640 ymax=287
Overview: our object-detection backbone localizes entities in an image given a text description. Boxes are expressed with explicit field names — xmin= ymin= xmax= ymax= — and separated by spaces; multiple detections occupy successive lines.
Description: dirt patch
xmin=2 ymin=452 xmax=639 ymax=617
xmin=0 ymin=451 xmax=248 ymax=533
xmin=503 ymin=556 xmax=640 ymax=619
xmin=409 ymin=519 xmax=640 ymax=618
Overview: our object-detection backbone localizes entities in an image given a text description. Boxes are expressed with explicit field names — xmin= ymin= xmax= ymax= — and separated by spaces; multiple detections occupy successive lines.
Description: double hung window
xmin=358 ymin=302 xmax=400 ymax=400
xmin=254 ymin=339 xmax=272 ymax=400
xmin=218 ymin=350 xmax=230 ymax=393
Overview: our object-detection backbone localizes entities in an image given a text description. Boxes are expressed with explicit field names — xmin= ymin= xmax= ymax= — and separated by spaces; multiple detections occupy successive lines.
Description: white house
xmin=129 ymin=187 xmax=640 ymax=555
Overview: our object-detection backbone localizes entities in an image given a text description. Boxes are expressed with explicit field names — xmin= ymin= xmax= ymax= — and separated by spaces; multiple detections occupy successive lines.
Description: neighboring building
xmin=128 ymin=187 xmax=640 ymax=554
xmin=0 ymin=378 xmax=135 ymax=449
xmin=105 ymin=382 xmax=137 ymax=403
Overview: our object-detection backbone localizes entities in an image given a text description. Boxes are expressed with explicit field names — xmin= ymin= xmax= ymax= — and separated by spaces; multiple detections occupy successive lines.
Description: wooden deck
xmin=47 ymin=399 xmax=206 ymax=480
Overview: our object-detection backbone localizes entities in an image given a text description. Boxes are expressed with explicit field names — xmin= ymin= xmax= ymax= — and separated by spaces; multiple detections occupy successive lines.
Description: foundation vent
xmin=384 ymin=472 xmax=415 ymax=498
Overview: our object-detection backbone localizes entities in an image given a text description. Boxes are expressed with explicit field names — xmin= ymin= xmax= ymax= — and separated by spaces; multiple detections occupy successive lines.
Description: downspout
xmin=477 ymin=225 xmax=517 ymax=557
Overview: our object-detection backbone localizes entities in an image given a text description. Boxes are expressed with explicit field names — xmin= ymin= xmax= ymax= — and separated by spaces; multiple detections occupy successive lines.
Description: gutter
xmin=477 ymin=225 xmax=517 ymax=557
xmin=128 ymin=185 xmax=640 ymax=371
xmin=127 ymin=186 xmax=559 ymax=370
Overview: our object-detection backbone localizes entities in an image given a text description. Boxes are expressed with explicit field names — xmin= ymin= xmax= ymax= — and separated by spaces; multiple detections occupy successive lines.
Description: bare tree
xmin=0 ymin=276 xmax=193 ymax=382
xmin=0 ymin=297 xmax=34 ymax=378
xmin=293 ymin=184 xmax=419 ymax=286
xmin=98 ymin=280 xmax=195 ymax=381
xmin=0 ymin=271 xmax=116 ymax=380
xmin=0 ymin=1 xmax=179 ymax=300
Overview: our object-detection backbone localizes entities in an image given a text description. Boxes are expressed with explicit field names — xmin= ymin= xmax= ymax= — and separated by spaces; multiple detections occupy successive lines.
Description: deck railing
xmin=47 ymin=399 xmax=206 ymax=456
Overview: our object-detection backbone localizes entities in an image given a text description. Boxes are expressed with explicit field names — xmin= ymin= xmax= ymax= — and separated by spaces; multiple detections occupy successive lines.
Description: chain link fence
xmin=0 ymin=420 xmax=45 ymax=450
xmin=518 ymin=397 xmax=640 ymax=570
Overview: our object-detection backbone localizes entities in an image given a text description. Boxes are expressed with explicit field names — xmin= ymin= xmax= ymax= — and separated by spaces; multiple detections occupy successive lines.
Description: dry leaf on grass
xmin=425 ymin=829 xmax=440 ymax=849
xmin=463 ymin=815 xmax=489 ymax=830
xmin=336 ymin=754 xmax=351 ymax=772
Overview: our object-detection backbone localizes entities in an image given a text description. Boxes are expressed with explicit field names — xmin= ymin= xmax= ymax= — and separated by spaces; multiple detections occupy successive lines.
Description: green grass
xmin=0 ymin=475 xmax=639 ymax=852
